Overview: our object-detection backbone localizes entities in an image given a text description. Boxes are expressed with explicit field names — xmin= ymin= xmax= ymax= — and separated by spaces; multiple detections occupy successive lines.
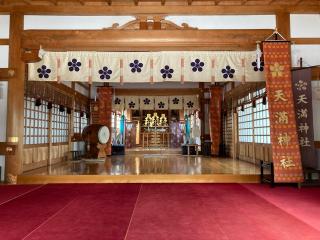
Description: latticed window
xmin=51 ymin=104 xmax=69 ymax=143
xmin=237 ymin=88 xmax=270 ymax=144
xmin=238 ymin=103 xmax=253 ymax=143
xmin=73 ymin=111 xmax=81 ymax=134
xmin=253 ymin=98 xmax=270 ymax=144
xmin=24 ymin=97 xmax=49 ymax=145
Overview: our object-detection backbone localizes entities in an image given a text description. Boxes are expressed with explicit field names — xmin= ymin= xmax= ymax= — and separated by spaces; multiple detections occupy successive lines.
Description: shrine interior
xmin=1 ymin=1 xmax=320 ymax=240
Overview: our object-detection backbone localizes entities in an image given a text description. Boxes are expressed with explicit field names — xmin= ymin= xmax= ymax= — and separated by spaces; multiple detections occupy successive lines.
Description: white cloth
xmin=28 ymin=51 xmax=265 ymax=83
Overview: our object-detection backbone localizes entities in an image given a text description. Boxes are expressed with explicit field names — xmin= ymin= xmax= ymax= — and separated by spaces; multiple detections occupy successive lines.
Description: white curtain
xmin=29 ymin=51 xmax=265 ymax=83
xmin=139 ymin=96 xmax=155 ymax=110
xmin=155 ymin=96 xmax=169 ymax=110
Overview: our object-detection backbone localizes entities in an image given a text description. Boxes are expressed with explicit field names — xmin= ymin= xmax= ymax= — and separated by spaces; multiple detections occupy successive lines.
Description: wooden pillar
xmin=209 ymin=86 xmax=223 ymax=156
xmin=5 ymin=13 xmax=25 ymax=183
xmin=97 ymin=86 xmax=112 ymax=156
xmin=276 ymin=12 xmax=290 ymax=40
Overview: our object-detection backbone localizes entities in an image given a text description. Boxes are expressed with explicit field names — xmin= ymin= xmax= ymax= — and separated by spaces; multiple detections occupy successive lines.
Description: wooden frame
xmin=21 ymin=29 xmax=273 ymax=52
xmin=1 ymin=5 xmax=320 ymax=15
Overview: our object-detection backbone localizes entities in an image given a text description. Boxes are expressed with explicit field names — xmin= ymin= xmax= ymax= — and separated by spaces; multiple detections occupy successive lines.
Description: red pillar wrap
xmin=97 ymin=87 xmax=112 ymax=156
xmin=263 ymin=42 xmax=303 ymax=183
xmin=210 ymin=86 xmax=223 ymax=156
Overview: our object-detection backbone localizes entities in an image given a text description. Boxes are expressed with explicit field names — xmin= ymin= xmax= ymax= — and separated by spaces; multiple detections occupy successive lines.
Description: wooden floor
xmin=18 ymin=149 xmax=263 ymax=184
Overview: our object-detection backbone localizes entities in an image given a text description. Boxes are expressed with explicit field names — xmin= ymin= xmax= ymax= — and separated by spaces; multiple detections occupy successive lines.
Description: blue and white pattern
xmin=37 ymin=65 xmax=51 ymax=79
xmin=28 ymin=51 xmax=265 ymax=83
xmin=99 ymin=67 xmax=112 ymax=80
xmin=222 ymin=65 xmax=235 ymax=79
xmin=160 ymin=65 xmax=174 ymax=79
xmin=68 ymin=59 xmax=81 ymax=72
xmin=191 ymin=59 xmax=204 ymax=72
xmin=129 ymin=60 xmax=143 ymax=73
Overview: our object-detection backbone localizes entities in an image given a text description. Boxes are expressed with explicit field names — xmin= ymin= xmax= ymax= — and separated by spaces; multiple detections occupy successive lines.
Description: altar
xmin=142 ymin=112 xmax=170 ymax=148
xmin=142 ymin=127 xmax=170 ymax=148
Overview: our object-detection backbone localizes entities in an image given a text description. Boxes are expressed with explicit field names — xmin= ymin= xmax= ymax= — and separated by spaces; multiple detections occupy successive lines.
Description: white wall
xmin=0 ymin=82 xmax=8 ymax=181
xmin=0 ymin=46 xmax=9 ymax=68
xmin=166 ymin=15 xmax=276 ymax=29
xmin=291 ymin=45 xmax=320 ymax=67
xmin=0 ymin=15 xmax=10 ymax=38
xmin=24 ymin=16 xmax=135 ymax=30
xmin=290 ymin=14 xmax=320 ymax=38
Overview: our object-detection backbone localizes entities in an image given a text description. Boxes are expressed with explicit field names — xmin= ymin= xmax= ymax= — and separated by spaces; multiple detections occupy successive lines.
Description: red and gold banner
xmin=263 ymin=42 xmax=303 ymax=183
xmin=210 ymin=86 xmax=223 ymax=156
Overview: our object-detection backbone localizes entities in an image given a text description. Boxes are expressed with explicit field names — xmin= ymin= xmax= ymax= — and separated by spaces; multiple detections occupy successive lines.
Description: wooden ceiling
xmin=1 ymin=0 xmax=319 ymax=7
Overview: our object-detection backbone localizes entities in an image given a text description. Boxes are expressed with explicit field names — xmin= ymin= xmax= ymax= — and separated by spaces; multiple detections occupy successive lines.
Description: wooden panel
xmin=315 ymin=141 xmax=320 ymax=149
xmin=312 ymin=67 xmax=320 ymax=80
xmin=2 ymin=5 xmax=320 ymax=15
xmin=291 ymin=38 xmax=320 ymax=45
xmin=17 ymin=174 xmax=260 ymax=184
xmin=0 ymin=39 xmax=9 ymax=45
xmin=21 ymin=29 xmax=273 ymax=51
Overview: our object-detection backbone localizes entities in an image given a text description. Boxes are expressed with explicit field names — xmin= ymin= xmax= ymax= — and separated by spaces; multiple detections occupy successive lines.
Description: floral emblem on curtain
xmin=128 ymin=101 xmax=136 ymax=108
xmin=98 ymin=67 xmax=112 ymax=80
xmin=295 ymin=80 xmax=308 ymax=91
xmin=114 ymin=97 xmax=121 ymax=105
xmin=222 ymin=65 xmax=235 ymax=79
xmin=270 ymin=62 xmax=285 ymax=78
xmin=37 ymin=65 xmax=51 ymax=79
xmin=129 ymin=60 xmax=143 ymax=73
xmin=186 ymin=101 xmax=194 ymax=108
xmin=191 ymin=59 xmax=204 ymax=72
xmin=143 ymin=98 xmax=151 ymax=105
xmin=158 ymin=102 xmax=165 ymax=109
xmin=172 ymin=97 xmax=180 ymax=104
xmin=252 ymin=60 xmax=264 ymax=72
xmin=160 ymin=65 xmax=174 ymax=79
xmin=68 ymin=59 xmax=81 ymax=72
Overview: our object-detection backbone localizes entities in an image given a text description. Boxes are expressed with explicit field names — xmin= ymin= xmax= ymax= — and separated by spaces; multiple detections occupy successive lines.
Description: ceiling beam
xmin=21 ymin=29 xmax=273 ymax=52
xmin=0 ymin=5 xmax=319 ymax=15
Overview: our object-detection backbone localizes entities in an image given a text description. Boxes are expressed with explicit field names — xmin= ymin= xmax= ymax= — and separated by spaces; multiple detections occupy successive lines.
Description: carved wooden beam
xmin=21 ymin=49 xmax=41 ymax=63
xmin=21 ymin=29 xmax=273 ymax=51
xmin=0 ymin=68 xmax=15 ymax=79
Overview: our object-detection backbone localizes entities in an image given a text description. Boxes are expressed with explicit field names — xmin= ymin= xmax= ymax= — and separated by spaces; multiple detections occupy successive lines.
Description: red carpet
xmin=0 ymin=185 xmax=41 ymax=205
xmin=0 ymin=184 xmax=319 ymax=240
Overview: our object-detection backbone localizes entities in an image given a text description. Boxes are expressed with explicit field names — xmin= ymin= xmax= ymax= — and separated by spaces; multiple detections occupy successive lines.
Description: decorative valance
xmin=28 ymin=51 xmax=265 ymax=83
xmin=112 ymin=95 xmax=199 ymax=111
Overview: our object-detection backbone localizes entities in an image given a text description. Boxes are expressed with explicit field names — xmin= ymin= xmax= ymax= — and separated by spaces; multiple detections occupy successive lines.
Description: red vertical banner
xmin=210 ymin=86 xmax=223 ymax=156
xmin=97 ymin=87 xmax=112 ymax=156
xmin=263 ymin=42 xmax=303 ymax=183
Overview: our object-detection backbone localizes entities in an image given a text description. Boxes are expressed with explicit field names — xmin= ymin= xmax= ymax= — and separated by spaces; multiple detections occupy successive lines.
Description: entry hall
xmin=0 ymin=1 xmax=320 ymax=239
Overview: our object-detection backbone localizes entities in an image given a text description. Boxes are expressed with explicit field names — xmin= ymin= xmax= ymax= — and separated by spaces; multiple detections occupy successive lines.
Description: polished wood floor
xmin=18 ymin=149 xmax=263 ymax=183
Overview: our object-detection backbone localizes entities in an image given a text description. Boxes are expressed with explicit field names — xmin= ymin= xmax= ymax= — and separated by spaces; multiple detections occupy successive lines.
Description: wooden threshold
xmin=17 ymin=174 xmax=260 ymax=184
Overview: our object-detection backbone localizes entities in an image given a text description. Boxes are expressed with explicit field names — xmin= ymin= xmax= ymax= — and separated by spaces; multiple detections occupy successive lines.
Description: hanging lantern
xmin=47 ymin=101 xmax=53 ymax=110
xmin=262 ymin=96 xmax=267 ymax=105
xmin=59 ymin=105 xmax=65 ymax=112
xmin=35 ymin=98 xmax=42 ymax=107
xmin=252 ymin=99 xmax=256 ymax=108
xmin=241 ymin=104 xmax=244 ymax=112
